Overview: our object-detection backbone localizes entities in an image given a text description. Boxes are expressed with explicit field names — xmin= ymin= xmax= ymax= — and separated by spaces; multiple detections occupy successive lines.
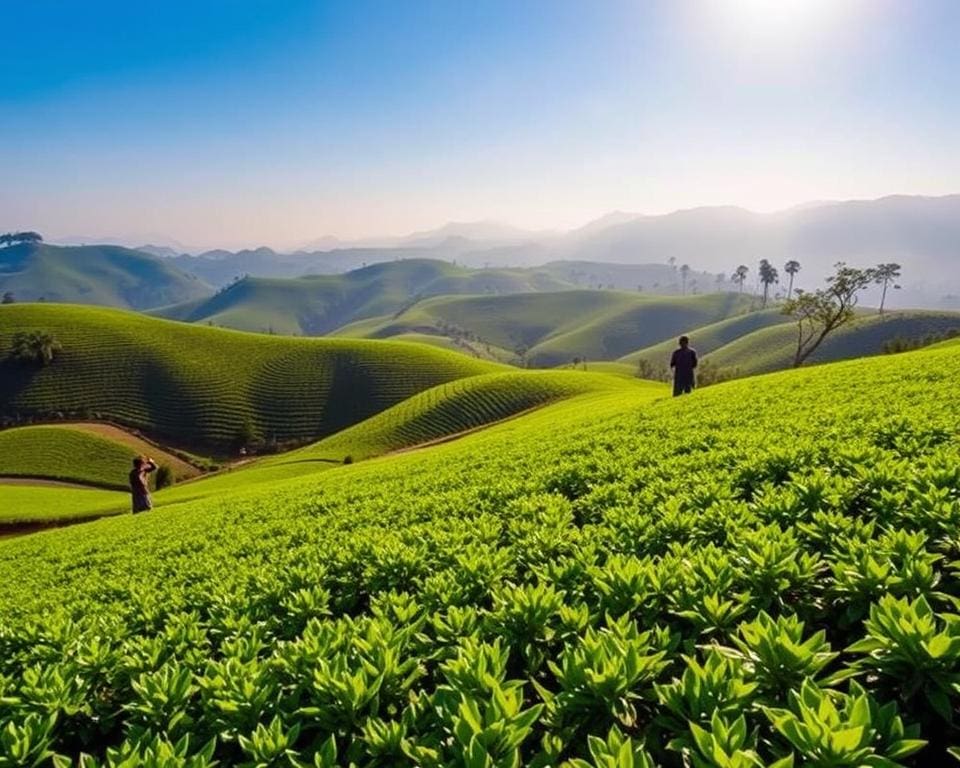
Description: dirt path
xmin=54 ymin=423 xmax=201 ymax=479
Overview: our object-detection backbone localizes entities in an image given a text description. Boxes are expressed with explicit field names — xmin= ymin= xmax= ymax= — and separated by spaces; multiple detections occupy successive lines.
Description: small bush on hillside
xmin=154 ymin=464 xmax=174 ymax=489
xmin=883 ymin=328 xmax=960 ymax=354
xmin=9 ymin=330 xmax=62 ymax=366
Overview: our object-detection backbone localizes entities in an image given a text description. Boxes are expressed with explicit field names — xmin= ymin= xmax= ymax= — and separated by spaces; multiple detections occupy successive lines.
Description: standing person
xmin=129 ymin=456 xmax=158 ymax=513
xmin=670 ymin=335 xmax=698 ymax=397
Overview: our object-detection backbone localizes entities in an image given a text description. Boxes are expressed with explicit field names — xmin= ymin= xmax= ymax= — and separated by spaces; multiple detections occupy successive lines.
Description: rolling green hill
xmin=153 ymin=259 xmax=575 ymax=335
xmin=618 ymin=307 xmax=789 ymax=367
xmin=0 ymin=424 xmax=198 ymax=489
xmin=706 ymin=309 xmax=960 ymax=374
xmin=269 ymin=370 xmax=662 ymax=463
xmin=1 ymin=339 xmax=959 ymax=763
xmin=334 ymin=290 xmax=752 ymax=366
xmin=0 ymin=304 xmax=502 ymax=451
xmin=0 ymin=242 xmax=210 ymax=309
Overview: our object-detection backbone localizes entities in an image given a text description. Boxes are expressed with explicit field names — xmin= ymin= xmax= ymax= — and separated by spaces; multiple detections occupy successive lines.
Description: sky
xmin=1 ymin=0 xmax=958 ymax=250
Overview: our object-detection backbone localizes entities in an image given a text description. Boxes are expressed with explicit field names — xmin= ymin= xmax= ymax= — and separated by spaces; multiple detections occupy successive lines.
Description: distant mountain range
xmin=13 ymin=193 xmax=959 ymax=313
xmin=122 ymin=194 xmax=960 ymax=308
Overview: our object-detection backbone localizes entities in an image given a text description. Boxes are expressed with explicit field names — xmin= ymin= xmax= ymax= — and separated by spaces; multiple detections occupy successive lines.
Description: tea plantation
xmin=0 ymin=343 xmax=958 ymax=766
xmin=0 ymin=305 xmax=501 ymax=451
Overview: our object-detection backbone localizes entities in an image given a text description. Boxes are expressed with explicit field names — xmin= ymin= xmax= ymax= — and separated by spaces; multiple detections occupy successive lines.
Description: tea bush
xmin=0 ymin=344 xmax=958 ymax=765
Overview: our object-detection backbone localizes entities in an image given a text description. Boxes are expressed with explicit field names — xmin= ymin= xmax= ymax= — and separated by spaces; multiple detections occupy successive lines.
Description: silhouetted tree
xmin=1 ymin=231 xmax=43 ymax=246
xmin=782 ymin=263 xmax=875 ymax=367
xmin=732 ymin=265 xmax=749 ymax=294
xmin=758 ymin=259 xmax=779 ymax=307
xmin=1 ymin=292 xmax=14 ymax=304
xmin=680 ymin=264 xmax=691 ymax=295
xmin=715 ymin=273 xmax=726 ymax=292
xmin=873 ymin=263 xmax=902 ymax=315
xmin=784 ymin=260 xmax=801 ymax=300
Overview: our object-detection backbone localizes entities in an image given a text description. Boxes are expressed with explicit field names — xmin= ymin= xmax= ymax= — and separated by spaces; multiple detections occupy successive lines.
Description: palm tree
xmin=758 ymin=259 xmax=779 ymax=307
xmin=784 ymin=260 xmax=801 ymax=299
xmin=732 ymin=265 xmax=749 ymax=294
xmin=873 ymin=263 xmax=902 ymax=314
xmin=680 ymin=264 xmax=691 ymax=294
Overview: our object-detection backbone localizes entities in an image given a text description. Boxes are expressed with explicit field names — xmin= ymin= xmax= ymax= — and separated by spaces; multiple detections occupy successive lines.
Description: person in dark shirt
xmin=669 ymin=335 xmax=698 ymax=397
xmin=129 ymin=456 xmax=158 ymax=513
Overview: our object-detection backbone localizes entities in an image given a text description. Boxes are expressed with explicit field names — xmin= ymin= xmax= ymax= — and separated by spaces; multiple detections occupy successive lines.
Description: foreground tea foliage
xmin=0 ymin=345 xmax=959 ymax=765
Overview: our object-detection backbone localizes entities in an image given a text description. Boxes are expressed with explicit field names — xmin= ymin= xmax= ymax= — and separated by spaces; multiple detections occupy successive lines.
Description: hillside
xmin=0 ymin=242 xmax=210 ymax=309
xmin=0 ymin=304 xmax=502 ymax=451
xmin=270 ymin=370 xmax=660 ymax=463
xmin=619 ymin=308 xmax=790 ymax=367
xmin=0 ymin=423 xmax=198 ymax=489
xmin=707 ymin=309 xmax=960 ymax=374
xmin=0 ymin=340 xmax=958 ymax=763
xmin=335 ymin=290 xmax=752 ymax=366
xmin=153 ymin=259 xmax=579 ymax=335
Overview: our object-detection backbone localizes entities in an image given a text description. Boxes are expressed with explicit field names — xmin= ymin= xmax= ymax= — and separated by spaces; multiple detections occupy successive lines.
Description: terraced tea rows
xmin=0 ymin=304 xmax=501 ymax=450
xmin=0 ymin=424 xmax=196 ymax=490
xmin=0 ymin=343 xmax=958 ymax=765
xmin=273 ymin=371 xmax=663 ymax=463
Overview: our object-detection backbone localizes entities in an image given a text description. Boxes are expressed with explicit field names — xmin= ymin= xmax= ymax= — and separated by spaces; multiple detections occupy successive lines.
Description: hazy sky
xmin=2 ymin=0 xmax=958 ymax=250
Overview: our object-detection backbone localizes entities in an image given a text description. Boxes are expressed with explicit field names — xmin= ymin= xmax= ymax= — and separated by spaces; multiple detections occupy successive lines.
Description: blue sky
xmin=2 ymin=0 xmax=958 ymax=249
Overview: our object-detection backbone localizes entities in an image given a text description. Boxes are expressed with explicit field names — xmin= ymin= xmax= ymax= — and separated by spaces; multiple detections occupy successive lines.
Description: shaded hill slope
xmin=269 ymin=370 xmax=662 ymax=464
xmin=153 ymin=259 xmax=575 ymax=335
xmin=0 ymin=304 xmax=502 ymax=451
xmin=707 ymin=309 xmax=960 ymax=374
xmin=619 ymin=308 xmax=790 ymax=366
xmin=0 ymin=243 xmax=210 ymax=309
xmin=334 ymin=290 xmax=752 ymax=366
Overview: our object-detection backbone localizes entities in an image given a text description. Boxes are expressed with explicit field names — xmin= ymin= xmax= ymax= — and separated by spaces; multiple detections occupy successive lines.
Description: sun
xmin=706 ymin=0 xmax=856 ymax=50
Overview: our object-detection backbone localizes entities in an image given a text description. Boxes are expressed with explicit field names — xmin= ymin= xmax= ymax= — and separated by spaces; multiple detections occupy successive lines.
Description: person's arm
xmin=146 ymin=458 xmax=158 ymax=473
xmin=670 ymin=350 xmax=677 ymax=369
xmin=691 ymin=350 xmax=698 ymax=369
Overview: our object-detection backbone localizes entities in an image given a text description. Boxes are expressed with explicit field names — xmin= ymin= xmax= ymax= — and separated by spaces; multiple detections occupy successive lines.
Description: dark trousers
xmin=673 ymin=378 xmax=693 ymax=397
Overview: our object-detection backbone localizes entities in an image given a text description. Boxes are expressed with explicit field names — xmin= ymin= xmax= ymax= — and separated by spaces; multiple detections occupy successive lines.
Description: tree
xmin=784 ymin=260 xmax=801 ymax=300
xmin=715 ymin=273 xmax=726 ymax=292
xmin=758 ymin=259 xmax=779 ymax=307
xmin=782 ymin=263 xmax=875 ymax=367
xmin=680 ymin=264 xmax=691 ymax=295
xmin=1 ymin=231 xmax=43 ymax=246
xmin=873 ymin=263 xmax=902 ymax=315
xmin=10 ymin=330 xmax=62 ymax=366
xmin=732 ymin=265 xmax=748 ymax=294
xmin=1 ymin=292 xmax=14 ymax=304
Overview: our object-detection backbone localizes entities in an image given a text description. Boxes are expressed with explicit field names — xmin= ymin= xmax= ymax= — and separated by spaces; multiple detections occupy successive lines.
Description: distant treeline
xmin=0 ymin=231 xmax=43 ymax=247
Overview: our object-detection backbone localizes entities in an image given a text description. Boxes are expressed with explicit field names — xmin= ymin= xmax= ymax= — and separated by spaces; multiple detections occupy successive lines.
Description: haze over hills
xmin=118 ymin=194 xmax=960 ymax=308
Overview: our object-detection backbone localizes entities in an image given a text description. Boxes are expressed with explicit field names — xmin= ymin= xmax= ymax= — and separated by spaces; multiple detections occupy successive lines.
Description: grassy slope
xmin=1 ymin=342 xmax=959 ymax=762
xmin=707 ymin=309 xmax=960 ymax=374
xmin=618 ymin=307 xmax=789 ymax=366
xmin=0 ymin=424 xmax=196 ymax=489
xmin=0 ymin=485 xmax=127 ymax=524
xmin=0 ymin=371 xmax=663 ymax=522
xmin=0 ymin=304 xmax=502 ymax=451
xmin=269 ymin=371 xmax=662 ymax=463
xmin=0 ymin=243 xmax=210 ymax=309
xmin=154 ymin=259 xmax=576 ymax=335
xmin=333 ymin=291 xmax=752 ymax=366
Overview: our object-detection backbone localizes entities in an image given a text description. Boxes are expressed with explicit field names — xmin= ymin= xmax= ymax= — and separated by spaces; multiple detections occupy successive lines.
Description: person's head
xmin=679 ymin=335 xmax=690 ymax=348
xmin=133 ymin=456 xmax=145 ymax=469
